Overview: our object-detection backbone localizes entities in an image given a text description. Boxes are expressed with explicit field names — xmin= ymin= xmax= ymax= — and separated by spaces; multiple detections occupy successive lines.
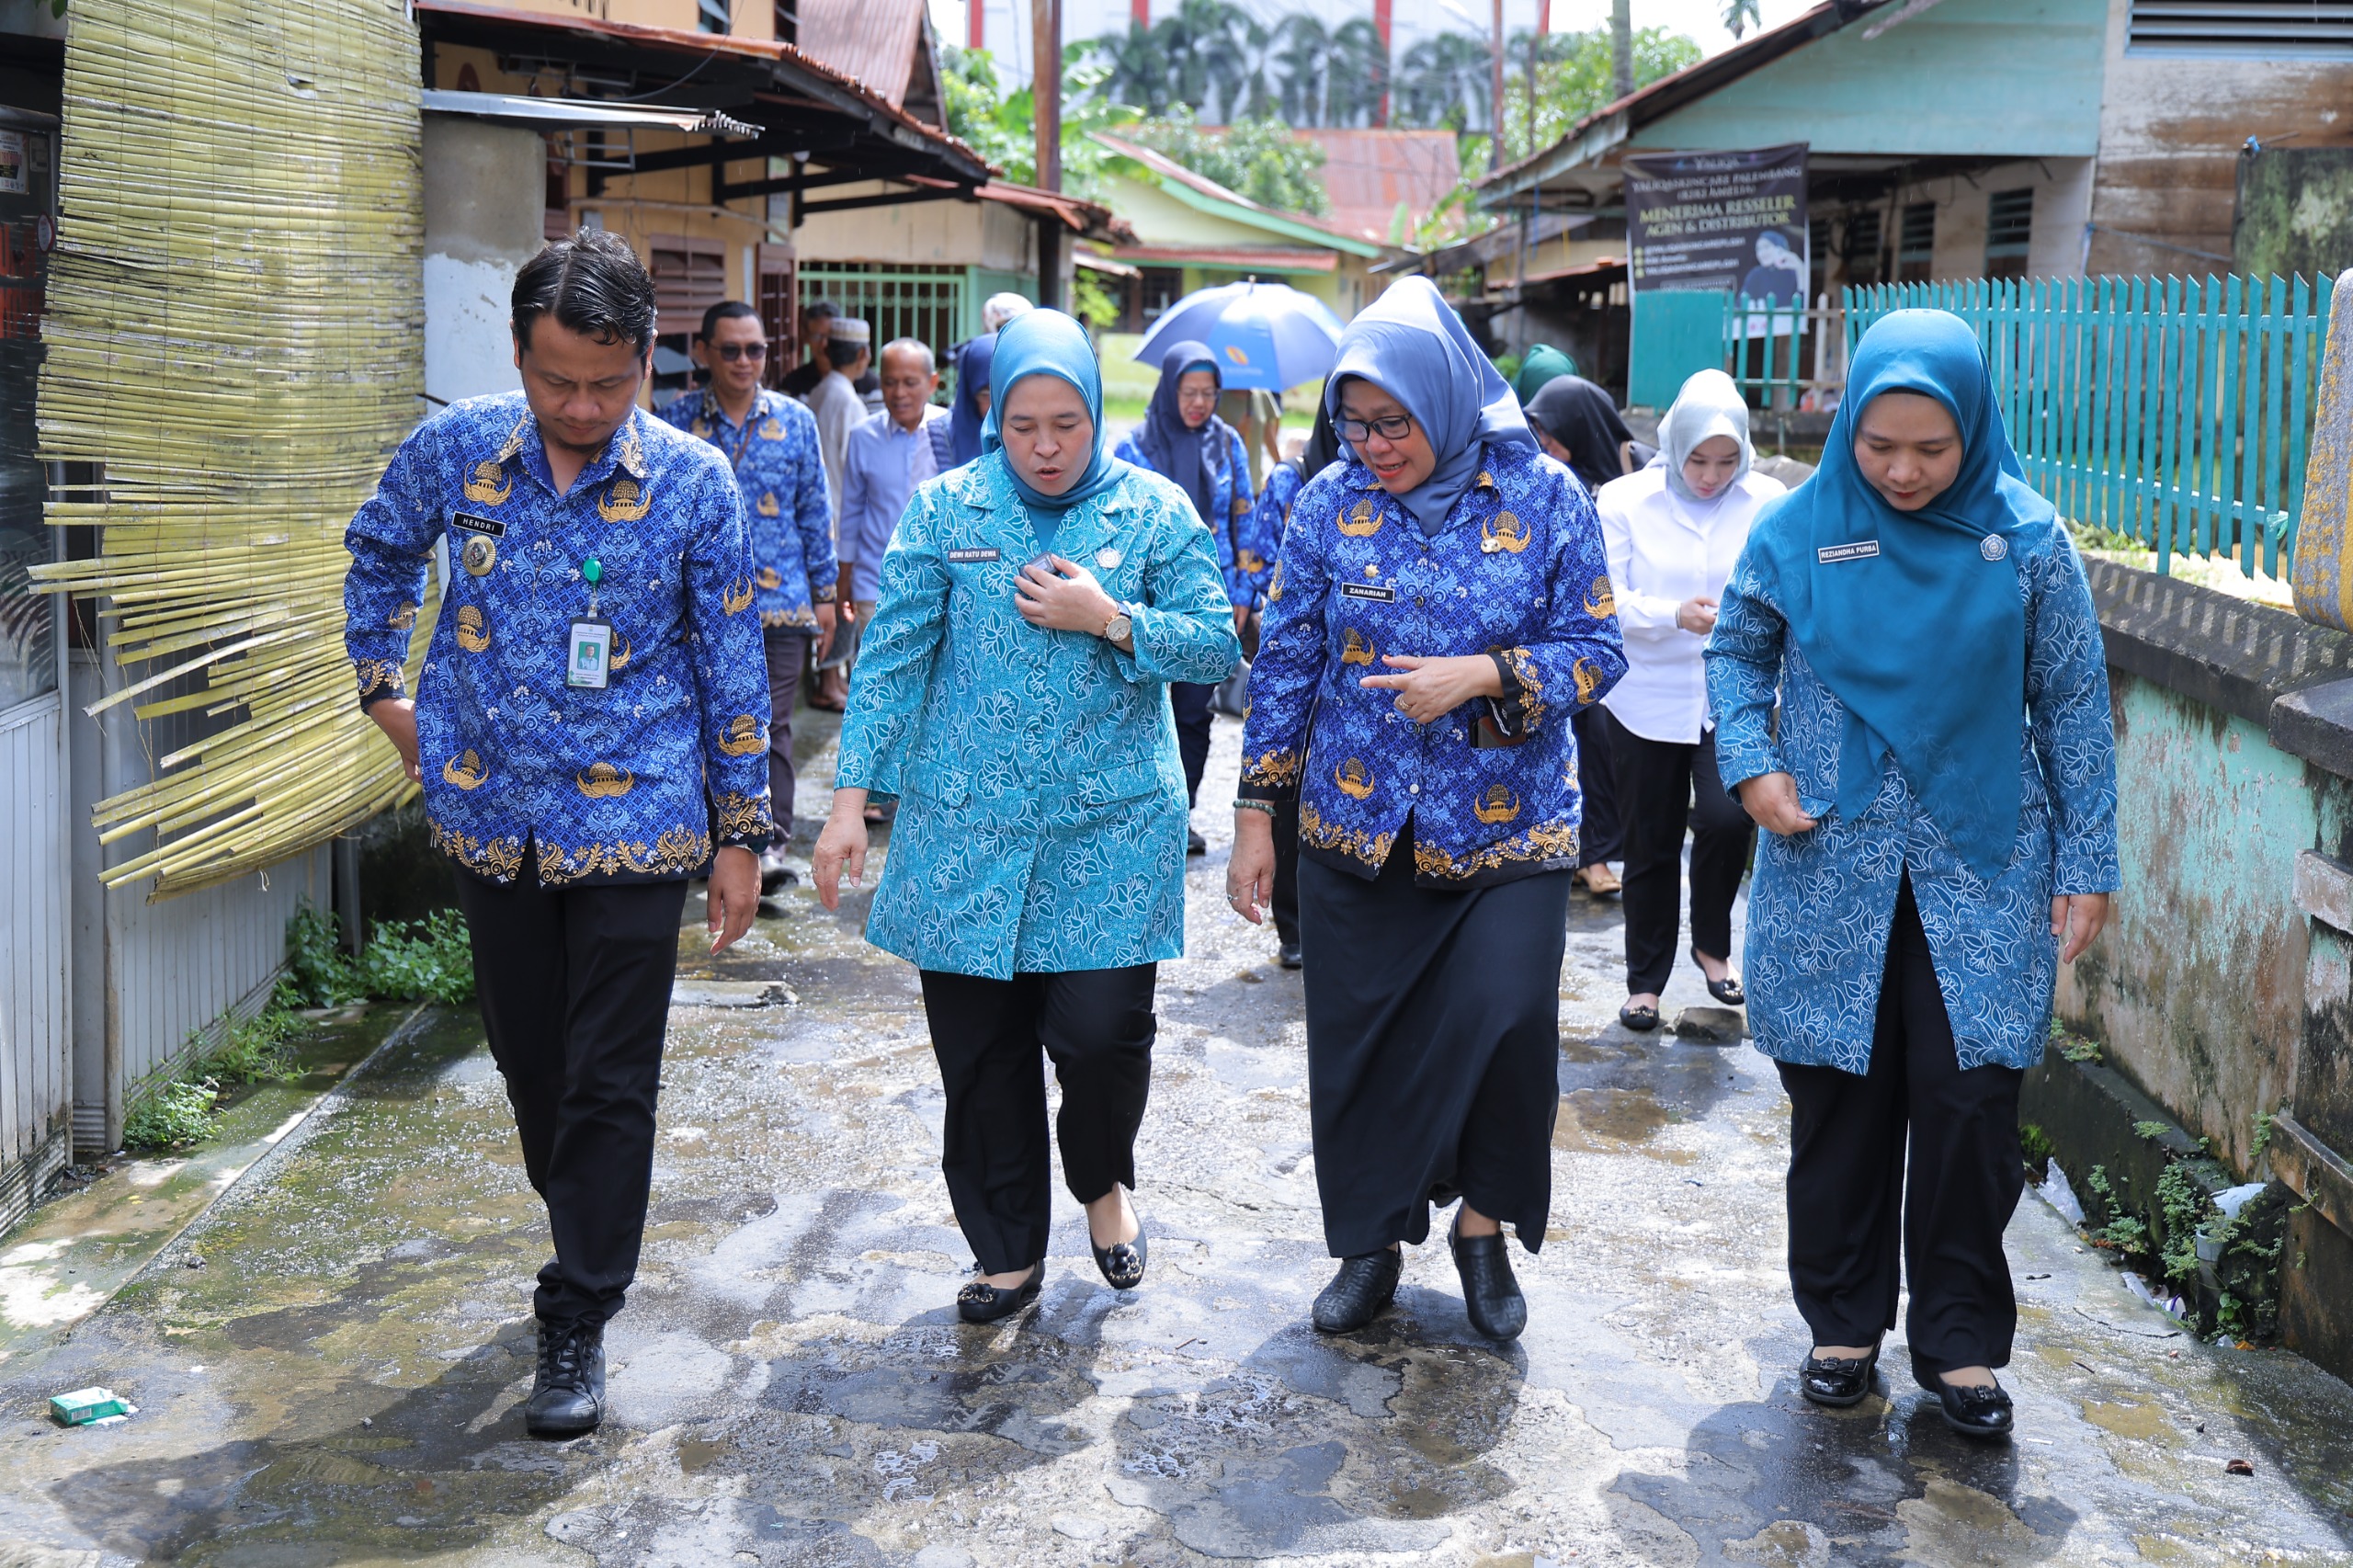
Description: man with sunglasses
xmin=658 ymin=301 xmax=836 ymax=871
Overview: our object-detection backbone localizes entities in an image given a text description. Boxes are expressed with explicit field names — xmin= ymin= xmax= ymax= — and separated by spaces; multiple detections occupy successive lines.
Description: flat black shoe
xmin=1092 ymin=1215 xmax=1148 ymax=1290
xmin=1313 ymin=1249 xmax=1401 ymax=1334
xmin=525 ymin=1319 xmax=606 ymax=1438
xmin=1619 ymin=1000 xmax=1662 ymax=1032
xmin=957 ymin=1261 xmax=1045 ymax=1324
xmin=1799 ymin=1343 xmax=1880 ymax=1407
xmin=1932 ymin=1377 xmax=2015 ymax=1439
xmin=1449 ymin=1214 xmax=1527 ymax=1341
xmin=1188 ymin=827 xmax=1208 ymax=857
xmin=1278 ymin=939 xmax=1303 ymax=970
xmin=1692 ymin=947 xmax=1745 ymax=1006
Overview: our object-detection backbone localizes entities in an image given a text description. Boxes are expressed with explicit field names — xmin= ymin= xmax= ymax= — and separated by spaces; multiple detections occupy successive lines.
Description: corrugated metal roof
xmin=1290 ymin=130 xmax=1461 ymax=244
xmin=794 ymin=0 xmax=926 ymax=111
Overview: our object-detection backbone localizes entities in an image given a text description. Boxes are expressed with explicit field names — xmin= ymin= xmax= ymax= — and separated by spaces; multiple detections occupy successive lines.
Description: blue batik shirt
xmin=1114 ymin=426 xmax=1262 ymax=608
xmin=342 ymin=392 xmax=775 ymax=887
xmin=1238 ymin=441 xmax=1627 ymax=887
xmin=655 ymin=386 xmax=836 ymax=629
xmin=1241 ymin=459 xmax=1303 ymax=609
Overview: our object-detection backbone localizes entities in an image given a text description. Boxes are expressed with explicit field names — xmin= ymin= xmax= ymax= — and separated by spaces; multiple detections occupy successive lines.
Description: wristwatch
xmin=1100 ymin=605 xmax=1133 ymax=644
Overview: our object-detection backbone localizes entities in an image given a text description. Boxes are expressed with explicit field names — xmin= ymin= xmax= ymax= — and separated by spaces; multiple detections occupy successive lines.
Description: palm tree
xmin=1086 ymin=21 xmax=1170 ymax=115
xmin=1722 ymin=0 xmax=1762 ymax=38
xmin=1394 ymin=30 xmax=1495 ymax=132
xmin=1272 ymin=13 xmax=1331 ymax=125
xmin=1328 ymin=17 xmax=1389 ymax=126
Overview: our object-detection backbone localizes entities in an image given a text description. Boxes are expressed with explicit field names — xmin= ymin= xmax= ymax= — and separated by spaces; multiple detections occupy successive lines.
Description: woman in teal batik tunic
xmin=813 ymin=310 xmax=1238 ymax=1324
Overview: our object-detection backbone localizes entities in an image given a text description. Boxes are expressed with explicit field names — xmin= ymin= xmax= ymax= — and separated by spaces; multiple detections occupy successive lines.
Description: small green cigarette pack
xmin=49 ymin=1387 xmax=130 ymax=1426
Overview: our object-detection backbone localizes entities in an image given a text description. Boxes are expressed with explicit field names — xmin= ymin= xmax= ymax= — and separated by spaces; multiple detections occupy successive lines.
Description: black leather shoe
xmin=1798 ymin=1343 xmax=1880 ymax=1407
xmin=1278 ymin=939 xmax=1303 ymax=970
xmin=957 ymin=1261 xmax=1044 ymax=1324
xmin=525 ymin=1319 xmax=606 ymax=1438
xmin=1931 ymin=1377 xmax=2015 ymax=1439
xmin=1188 ymin=828 xmax=1208 ymax=857
xmin=1692 ymin=947 xmax=1745 ymax=1006
xmin=1449 ymin=1215 xmax=1528 ymax=1341
xmin=1313 ymin=1249 xmax=1402 ymax=1334
xmin=1619 ymin=1000 xmax=1662 ymax=1032
xmin=1092 ymin=1216 xmax=1148 ymax=1290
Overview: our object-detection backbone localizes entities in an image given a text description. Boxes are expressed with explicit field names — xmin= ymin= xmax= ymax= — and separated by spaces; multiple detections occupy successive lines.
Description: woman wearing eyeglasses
xmin=1226 ymin=278 xmax=1625 ymax=1341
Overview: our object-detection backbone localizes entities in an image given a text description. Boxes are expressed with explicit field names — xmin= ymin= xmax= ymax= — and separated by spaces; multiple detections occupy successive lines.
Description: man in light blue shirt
xmin=835 ymin=338 xmax=949 ymax=674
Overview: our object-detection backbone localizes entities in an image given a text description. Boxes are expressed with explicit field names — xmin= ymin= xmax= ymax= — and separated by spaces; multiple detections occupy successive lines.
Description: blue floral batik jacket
xmin=1239 ymin=459 xmax=1303 ymax=610
xmin=655 ymin=386 xmax=837 ymax=629
xmin=343 ymin=393 xmax=774 ymax=887
xmin=1114 ymin=426 xmax=1262 ymax=608
xmin=1237 ymin=442 xmax=1626 ymax=888
xmin=1703 ymin=516 xmax=2120 ymax=1074
xmin=835 ymin=452 xmax=1241 ymax=979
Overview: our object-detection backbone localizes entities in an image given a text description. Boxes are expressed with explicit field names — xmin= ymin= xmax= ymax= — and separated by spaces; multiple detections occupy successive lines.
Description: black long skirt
xmin=1297 ymin=820 xmax=1572 ymax=1258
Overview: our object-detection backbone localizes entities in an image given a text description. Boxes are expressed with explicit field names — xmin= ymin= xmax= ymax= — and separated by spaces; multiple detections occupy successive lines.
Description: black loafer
xmin=1799 ymin=1343 xmax=1880 ymax=1407
xmin=1449 ymin=1215 xmax=1527 ymax=1341
xmin=1092 ymin=1218 xmax=1148 ymax=1290
xmin=1692 ymin=947 xmax=1745 ymax=1006
xmin=1619 ymin=1000 xmax=1662 ymax=1032
xmin=1313 ymin=1249 xmax=1402 ymax=1334
xmin=525 ymin=1318 xmax=607 ymax=1438
xmin=1278 ymin=939 xmax=1303 ymax=970
xmin=1932 ymin=1378 xmax=2015 ymax=1439
xmin=957 ymin=1261 xmax=1045 ymax=1324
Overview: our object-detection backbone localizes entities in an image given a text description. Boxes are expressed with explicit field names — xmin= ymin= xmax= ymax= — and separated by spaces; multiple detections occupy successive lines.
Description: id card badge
xmin=566 ymin=616 xmax=614 ymax=689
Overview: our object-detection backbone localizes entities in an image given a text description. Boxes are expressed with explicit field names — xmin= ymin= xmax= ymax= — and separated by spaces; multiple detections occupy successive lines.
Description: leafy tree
xmin=939 ymin=44 xmax=1142 ymax=203
xmin=1486 ymin=27 xmax=1700 ymax=165
xmin=1121 ymin=108 xmax=1331 ymax=216
xmin=1394 ymin=29 xmax=1498 ymax=133
xmin=1076 ymin=2 xmax=1386 ymax=127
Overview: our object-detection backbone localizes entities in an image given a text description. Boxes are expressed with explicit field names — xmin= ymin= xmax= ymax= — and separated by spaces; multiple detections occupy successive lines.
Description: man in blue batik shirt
xmin=343 ymin=232 xmax=772 ymax=1441
xmin=657 ymin=300 xmax=836 ymax=863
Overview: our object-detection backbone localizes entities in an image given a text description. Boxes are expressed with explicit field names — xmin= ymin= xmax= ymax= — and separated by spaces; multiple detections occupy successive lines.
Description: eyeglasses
xmin=712 ymin=341 xmax=767 ymax=362
xmin=1336 ymin=414 xmax=1414 ymax=443
xmin=1176 ymin=385 xmax=1220 ymax=403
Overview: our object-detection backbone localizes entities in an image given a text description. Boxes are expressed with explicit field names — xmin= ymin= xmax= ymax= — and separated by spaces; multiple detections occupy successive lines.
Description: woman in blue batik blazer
xmin=1704 ymin=310 xmax=2119 ymax=1441
xmin=812 ymin=310 xmax=1238 ymax=1326
xmin=1227 ymin=278 xmax=1625 ymax=1345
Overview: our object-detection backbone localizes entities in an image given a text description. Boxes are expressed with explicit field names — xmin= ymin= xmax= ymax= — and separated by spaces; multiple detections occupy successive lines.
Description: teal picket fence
xmin=1841 ymin=276 xmax=2336 ymax=578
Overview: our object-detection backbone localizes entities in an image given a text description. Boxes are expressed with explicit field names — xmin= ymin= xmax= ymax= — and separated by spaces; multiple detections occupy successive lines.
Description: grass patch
xmin=123 ymin=1078 xmax=224 ymax=1152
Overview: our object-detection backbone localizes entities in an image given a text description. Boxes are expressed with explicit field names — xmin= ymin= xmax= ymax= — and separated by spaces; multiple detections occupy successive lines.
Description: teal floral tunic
xmin=833 ymin=452 xmax=1240 ymax=978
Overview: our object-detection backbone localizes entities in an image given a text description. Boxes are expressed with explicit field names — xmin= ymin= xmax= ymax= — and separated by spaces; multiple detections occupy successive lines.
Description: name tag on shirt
xmin=946 ymin=547 xmax=1002 ymax=563
xmin=1339 ymin=583 xmax=1396 ymax=602
xmin=451 ymin=511 xmax=506 ymax=538
xmin=566 ymin=616 xmax=613 ymax=689
xmin=1817 ymin=540 xmax=1881 ymax=564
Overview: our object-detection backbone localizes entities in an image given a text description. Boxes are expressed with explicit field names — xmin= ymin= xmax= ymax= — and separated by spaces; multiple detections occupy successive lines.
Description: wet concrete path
xmin=6 ymin=717 xmax=2353 ymax=1565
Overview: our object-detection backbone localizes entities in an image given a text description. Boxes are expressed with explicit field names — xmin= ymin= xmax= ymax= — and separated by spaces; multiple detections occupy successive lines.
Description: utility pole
xmin=1031 ymin=0 xmax=1064 ymax=311
xmin=1490 ymin=0 xmax=1506 ymax=171
xmin=1610 ymin=0 xmax=1634 ymax=101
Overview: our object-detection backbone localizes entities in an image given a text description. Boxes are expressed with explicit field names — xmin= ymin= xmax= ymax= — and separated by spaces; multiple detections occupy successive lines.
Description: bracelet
xmin=1233 ymin=799 xmax=1278 ymax=817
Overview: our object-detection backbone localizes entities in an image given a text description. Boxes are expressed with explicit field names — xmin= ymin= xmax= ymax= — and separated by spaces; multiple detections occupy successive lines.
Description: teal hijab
xmin=1511 ymin=343 xmax=1577 ymax=405
xmin=981 ymin=309 xmax=1129 ymax=550
xmin=1749 ymin=309 xmax=2045 ymax=877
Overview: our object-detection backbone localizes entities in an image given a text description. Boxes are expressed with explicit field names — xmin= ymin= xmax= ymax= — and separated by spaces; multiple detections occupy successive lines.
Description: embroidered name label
xmin=451 ymin=511 xmax=507 ymax=538
xmin=1816 ymin=540 xmax=1881 ymax=564
xmin=946 ymin=547 xmax=1002 ymax=563
xmin=1339 ymin=583 xmax=1396 ymax=602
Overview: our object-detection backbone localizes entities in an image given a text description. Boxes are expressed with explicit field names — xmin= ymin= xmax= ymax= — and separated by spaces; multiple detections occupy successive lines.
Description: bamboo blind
xmin=32 ymin=0 xmax=426 ymax=897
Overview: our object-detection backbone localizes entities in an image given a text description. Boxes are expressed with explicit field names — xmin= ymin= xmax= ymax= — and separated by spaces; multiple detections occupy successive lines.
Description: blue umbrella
xmin=1133 ymin=280 xmax=1348 ymax=392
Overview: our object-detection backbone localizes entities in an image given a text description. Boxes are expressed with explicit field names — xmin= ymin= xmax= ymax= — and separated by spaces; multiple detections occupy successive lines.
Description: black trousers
xmin=762 ymin=625 xmax=814 ymax=839
xmin=1171 ymin=680 xmax=1213 ymax=808
xmin=918 ymin=965 xmax=1158 ymax=1275
xmin=453 ymin=857 xmax=688 ymax=1327
xmin=1572 ymin=705 xmax=1622 ymax=867
xmin=1777 ymin=875 xmax=2027 ymax=1381
xmin=1271 ymin=795 xmax=1302 ymax=947
xmin=1608 ymin=710 xmax=1755 ymax=995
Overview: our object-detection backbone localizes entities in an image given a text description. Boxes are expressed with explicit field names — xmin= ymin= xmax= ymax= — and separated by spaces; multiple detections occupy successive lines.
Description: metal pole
xmin=1032 ymin=0 xmax=1065 ymax=310
xmin=1490 ymin=0 xmax=1506 ymax=172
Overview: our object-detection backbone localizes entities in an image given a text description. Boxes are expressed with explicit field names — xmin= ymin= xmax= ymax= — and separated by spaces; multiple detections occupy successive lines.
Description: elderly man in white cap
xmin=805 ymin=314 xmax=871 ymax=710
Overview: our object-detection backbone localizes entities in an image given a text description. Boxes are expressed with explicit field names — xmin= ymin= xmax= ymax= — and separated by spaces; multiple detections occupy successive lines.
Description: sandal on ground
xmin=1091 ymin=1213 xmax=1148 ymax=1291
xmin=1692 ymin=947 xmax=1745 ymax=1006
xmin=957 ymin=1261 xmax=1045 ymax=1324
xmin=1799 ymin=1342 xmax=1881 ymax=1407
xmin=1579 ymin=864 xmax=1622 ymax=897
xmin=1619 ymin=1000 xmax=1662 ymax=1032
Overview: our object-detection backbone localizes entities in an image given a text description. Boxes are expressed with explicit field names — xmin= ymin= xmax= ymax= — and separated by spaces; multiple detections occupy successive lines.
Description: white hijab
xmin=1657 ymin=369 xmax=1754 ymax=505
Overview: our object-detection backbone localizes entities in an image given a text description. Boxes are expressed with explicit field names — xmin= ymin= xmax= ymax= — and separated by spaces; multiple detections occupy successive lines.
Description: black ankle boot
xmin=525 ymin=1318 xmax=607 ymax=1438
xmin=1449 ymin=1215 xmax=1527 ymax=1341
xmin=1313 ymin=1250 xmax=1402 ymax=1334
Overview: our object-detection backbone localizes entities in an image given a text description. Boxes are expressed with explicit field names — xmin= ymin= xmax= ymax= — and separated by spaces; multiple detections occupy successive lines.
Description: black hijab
xmin=1524 ymin=374 xmax=1634 ymax=494
xmin=1134 ymin=339 xmax=1230 ymax=526
xmin=1296 ymin=399 xmax=1343 ymax=482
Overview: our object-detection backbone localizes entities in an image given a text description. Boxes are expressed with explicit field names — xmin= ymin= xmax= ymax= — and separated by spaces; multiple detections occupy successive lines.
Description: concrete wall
xmin=421 ymin=115 xmax=546 ymax=406
xmin=794 ymin=184 xmax=1036 ymax=275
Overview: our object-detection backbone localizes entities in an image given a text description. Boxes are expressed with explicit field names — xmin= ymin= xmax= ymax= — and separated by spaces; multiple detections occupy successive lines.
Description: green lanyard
xmin=583 ymin=556 xmax=601 ymax=615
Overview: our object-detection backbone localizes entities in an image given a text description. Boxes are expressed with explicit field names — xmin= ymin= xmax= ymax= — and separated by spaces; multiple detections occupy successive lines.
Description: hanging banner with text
xmin=1625 ymin=142 xmax=1809 ymax=332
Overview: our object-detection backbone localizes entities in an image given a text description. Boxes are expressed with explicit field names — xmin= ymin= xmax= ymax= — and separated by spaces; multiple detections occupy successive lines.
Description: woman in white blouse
xmin=1597 ymin=370 xmax=1787 ymax=1032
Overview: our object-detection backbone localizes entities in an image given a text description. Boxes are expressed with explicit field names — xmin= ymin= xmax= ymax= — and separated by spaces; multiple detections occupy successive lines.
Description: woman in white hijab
xmin=1597 ymin=369 xmax=1787 ymax=1032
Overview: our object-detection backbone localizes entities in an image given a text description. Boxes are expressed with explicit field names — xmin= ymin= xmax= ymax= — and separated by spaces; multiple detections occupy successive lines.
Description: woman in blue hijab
xmin=1706 ymin=309 xmax=2120 ymax=1439
xmin=946 ymin=332 xmax=995 ymax=469
xmin=1115 ymin=340 xmax=1256 ymax=852
xmin=1228 ymin=276 xmax=1627 ymax=1342
xmin=813 ymin=309 xmax=1239 ymax=1325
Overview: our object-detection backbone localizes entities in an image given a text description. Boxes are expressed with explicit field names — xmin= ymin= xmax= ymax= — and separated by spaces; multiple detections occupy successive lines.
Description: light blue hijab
xmin=1748 ymin=308 xmax=2046 ymax=877
xmin=1324 ymin=276 xmax=1536 ymax=535
xmin=981 ymin=309 xmax=1129 ymax=550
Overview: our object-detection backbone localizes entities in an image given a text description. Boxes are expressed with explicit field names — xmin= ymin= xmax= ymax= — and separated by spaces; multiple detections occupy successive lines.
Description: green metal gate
xmin=792 ymin=264 xmax=973 ymax=359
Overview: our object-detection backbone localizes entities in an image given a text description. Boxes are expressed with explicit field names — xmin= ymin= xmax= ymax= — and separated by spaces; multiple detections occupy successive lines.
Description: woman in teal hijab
xmin=1509 ymin=343 xmax=1577 ymax=406
xmin=1705 ymin=309 xmax=2120 ymax=1440
xmin=814 ymin=309 xmax=1239 ymax=1326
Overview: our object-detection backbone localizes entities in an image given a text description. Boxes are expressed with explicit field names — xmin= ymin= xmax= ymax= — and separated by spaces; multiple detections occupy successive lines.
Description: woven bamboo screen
xmin=33 ymin=0 xmax=426 ymax=897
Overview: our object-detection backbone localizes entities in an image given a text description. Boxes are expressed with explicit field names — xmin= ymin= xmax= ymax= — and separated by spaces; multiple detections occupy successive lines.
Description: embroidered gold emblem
xmin=690 ymin=416 xmax=711 ymax=438
xmin=1339 ymin=628 xmax=1376 ymax=666
xmin=1337 ymin=499 xmax=1382 ymax=537
xmin=355 ymin=658 xmax=402 ymax=699
xmin=722 ymin=575 xmax=756 ymax=615
xmin=455 ymin=605 xmax=490 ymax=652
xmin=714 ymin=790 xmax=769 ymax=840
xmin=494 ymin=415 xmax=529 ymax=462
xmin=1473 ymin=784 xmax=1523 ymax=825
xmin=388 ymin=601 xmax=418 ymax=631
xmin=716 ymin=714 xmax=766 ymax=756
xmin=1334 ymin=757 xmax=1375 ymax=800
xmin=1237 ymin=549 xmax=1267 ymax=574
xmin=756 ymin=566 xmax=783 ymax=590
xmin=608 ymin=632 xmax=631 ymax=671
xmin=576 ymin=762 xmax=634 ymax=799
xmin=1574 ymin=656 xmax=1606 ymax=704
xmin=598 ymin=476 xmax=653 ymax=523
xmin=760 ymin=417 xmax=785 ymax=440
xmin=1476 ymin=470 xmax=1496 ymax=488
xmin=442 ymin=749 xmax=488 ymax=790
xmin=1584 ymin=574 xmax=1615 ymax=619
xmin=1481 ymin=510 xmax=1530 ymax=554
xmin=461 ymin=460 xmax=513 ymax=506
xmin=756 ymin=492 xmax=781 ymax=517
